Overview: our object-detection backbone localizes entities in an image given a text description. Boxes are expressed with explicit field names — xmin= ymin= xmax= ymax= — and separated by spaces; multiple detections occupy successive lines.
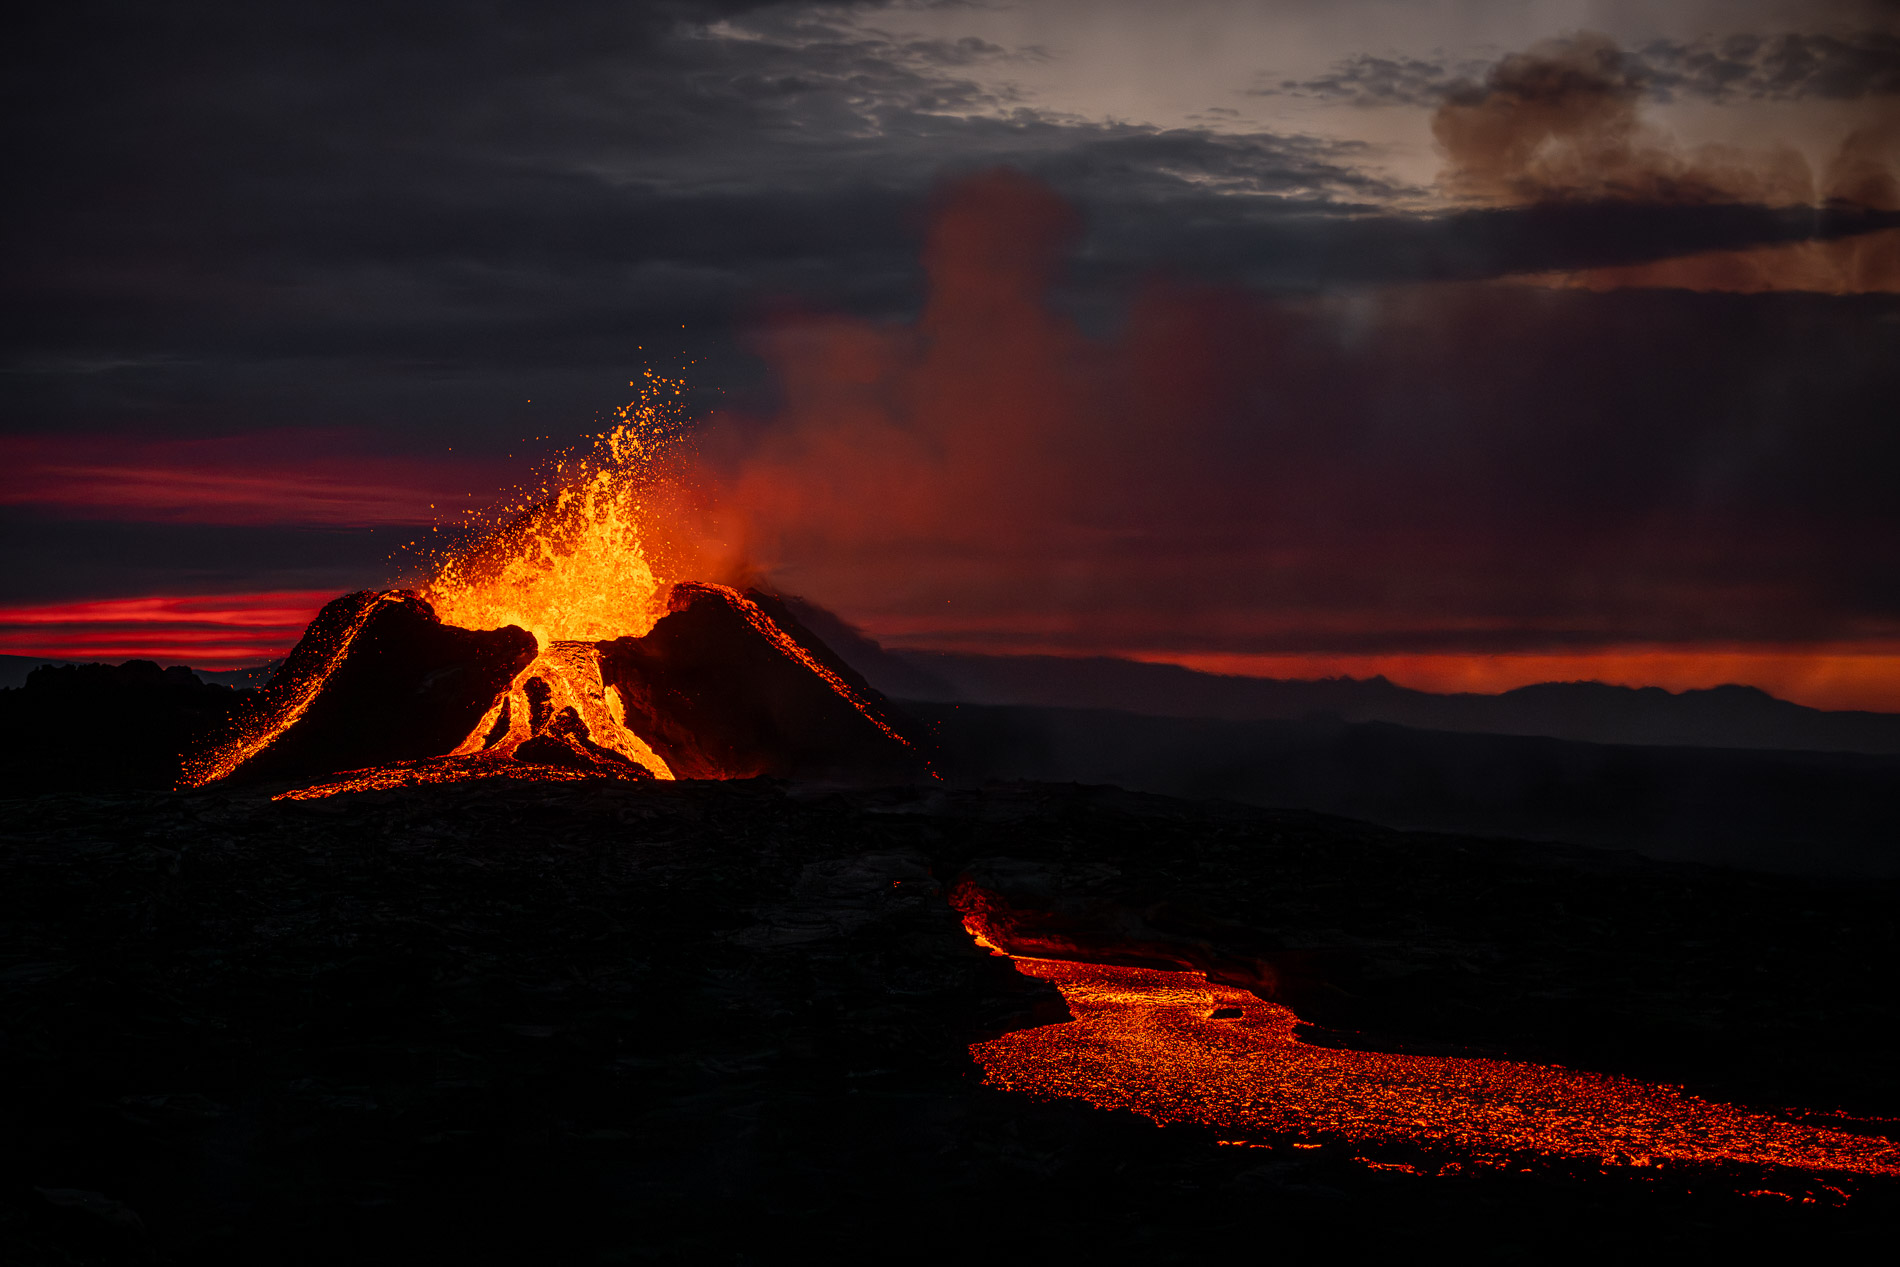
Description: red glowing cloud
xmin=0 ymin=592 xmax=334 ymax=668
xmin=0 ymin=431 xmax=505 ymax=525
xmin=671 ymin=168 xmax=1900 ymax=712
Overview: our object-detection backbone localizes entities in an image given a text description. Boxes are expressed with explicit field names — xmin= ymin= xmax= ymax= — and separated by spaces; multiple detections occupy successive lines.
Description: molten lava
xmin=970 ymin=952 xmax=1900 ymax=1181
xmin=450 ymin=641 xmax=675 ymax=777
xmin=423 ymin=413 xmax=673 ymax=646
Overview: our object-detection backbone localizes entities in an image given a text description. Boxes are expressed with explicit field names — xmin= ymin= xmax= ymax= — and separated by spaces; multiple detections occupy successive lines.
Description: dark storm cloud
xmin=1638 ymin=31 xmax=1900 ymax=102
xmin=10 ymin=0 xmax=1875 ymax=402
xmin=3 ymin=0 xmax=1405 ymax=422
xmin=1257 ymin=54 xmax=1481 ymax=108
xmin=0 ymin=514 xmax=393 ymax=604
xmin=1271 ymin=29 xmax=1900 ymax=108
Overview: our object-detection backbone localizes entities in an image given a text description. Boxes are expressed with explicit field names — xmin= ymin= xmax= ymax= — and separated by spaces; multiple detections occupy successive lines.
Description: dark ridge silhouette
xmin=912 ymin=700 xmax=1900 ymax=878
xmin=0 ymin=660 xmax=248 ymax=791
xmin=0 ymin=655 xmax=282 ymax=692
xmin=779 ymin=597 xmax=1900 ymax=756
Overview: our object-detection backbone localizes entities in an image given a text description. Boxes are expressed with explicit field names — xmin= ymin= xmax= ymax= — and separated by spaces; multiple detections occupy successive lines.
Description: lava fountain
xmin=184 ymin=385 xmax=927 ymax=796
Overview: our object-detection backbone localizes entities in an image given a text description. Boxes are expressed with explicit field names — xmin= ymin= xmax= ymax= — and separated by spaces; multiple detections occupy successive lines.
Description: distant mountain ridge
xmin=782 ymin=601 xmax=1900 ymax=757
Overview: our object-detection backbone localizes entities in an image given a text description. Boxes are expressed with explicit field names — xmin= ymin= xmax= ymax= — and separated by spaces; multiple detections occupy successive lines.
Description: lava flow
xmin=449 ymin=640 xmax=674 ymax=776
xmin=970 ymin=952 xmax=1900 ymax=1181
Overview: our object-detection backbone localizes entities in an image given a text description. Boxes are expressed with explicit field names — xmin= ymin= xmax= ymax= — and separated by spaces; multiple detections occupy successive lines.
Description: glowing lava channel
xmin=971 ymin=955 xmax=1900 ymax=1179
xmin=451 ymin=640 xmax=674 ymax=777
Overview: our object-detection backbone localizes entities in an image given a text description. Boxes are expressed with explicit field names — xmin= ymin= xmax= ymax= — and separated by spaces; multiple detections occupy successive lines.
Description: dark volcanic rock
xmin=598 ymin=582 xmax=930 ymax=780
xmin=0 ymin=780 xmax=1894 ymax=1262
xmin=209 ymin=591 xmax=536 ymax=785
xmin=0 ymin=661 xmax=246 ymax=792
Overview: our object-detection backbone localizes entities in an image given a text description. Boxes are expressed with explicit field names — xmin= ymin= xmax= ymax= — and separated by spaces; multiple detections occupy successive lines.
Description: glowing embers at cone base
xmin=970 ymin=953 xmax=1900 ymax=1180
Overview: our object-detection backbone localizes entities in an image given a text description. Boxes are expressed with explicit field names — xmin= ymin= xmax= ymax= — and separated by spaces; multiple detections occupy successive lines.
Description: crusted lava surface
xmin=2 ymin=780 xmax=1896 ymax=1263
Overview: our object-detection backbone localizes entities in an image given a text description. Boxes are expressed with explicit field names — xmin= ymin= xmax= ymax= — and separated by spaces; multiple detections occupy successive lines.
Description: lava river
xmin=970 ymin=955 xmax=1900 ymax=1180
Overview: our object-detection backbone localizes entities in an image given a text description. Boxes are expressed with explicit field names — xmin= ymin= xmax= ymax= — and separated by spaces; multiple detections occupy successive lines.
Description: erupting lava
xmin=424 ymin=410 xmax=673 ymax=646
xmin=185 ymin=381 xmax=927 ymax=794
xmin=969 ymin=949 xmax=1900 ymax=1183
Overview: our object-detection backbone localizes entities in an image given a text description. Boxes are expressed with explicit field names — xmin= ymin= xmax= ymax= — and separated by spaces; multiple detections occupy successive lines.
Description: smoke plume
xmin=664 ymin=169 xmax=1900 ymax=704
xmin=1434 ymin=33 xmax=1900 ymax=291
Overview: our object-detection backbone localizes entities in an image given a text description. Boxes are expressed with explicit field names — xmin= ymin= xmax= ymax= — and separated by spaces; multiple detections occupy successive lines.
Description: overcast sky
xmin=4 ymin=0 xmax=1898 ymax=705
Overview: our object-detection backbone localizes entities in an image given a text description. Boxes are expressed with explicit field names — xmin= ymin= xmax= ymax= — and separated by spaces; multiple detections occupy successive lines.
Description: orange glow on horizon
xmin=1512 ymin=228 xmax=1900 ymax=296
xmin=1119 ymin=647 xmax=1900 ymax=714
xmin=0 ymin=431 xmax=507 ymax=526
xmin=972 ymin=954 xmax=1900 ymax=1180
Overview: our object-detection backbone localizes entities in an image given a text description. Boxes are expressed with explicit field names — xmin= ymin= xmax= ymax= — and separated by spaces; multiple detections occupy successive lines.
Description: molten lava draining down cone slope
xmin=186 ymin=581 xmax=930 ymax=797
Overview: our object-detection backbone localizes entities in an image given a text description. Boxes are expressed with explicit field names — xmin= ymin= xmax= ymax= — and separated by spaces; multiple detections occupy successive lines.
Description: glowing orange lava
xmin=450 ymin=640 xmax=675 ymax=777
xmin=273 ymin=756 xmax=648 ymax=801
xmin=971 ymin=955 xmax=1900 ymax=1179
xmin=424 ymin=385 xmax=684 ymax=646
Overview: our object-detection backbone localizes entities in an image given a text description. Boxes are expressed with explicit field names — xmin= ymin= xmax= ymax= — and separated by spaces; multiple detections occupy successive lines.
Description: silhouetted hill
xmin=780 ymin=599 xmax=1900 ymax=756
xmin=0 ymin=653 xmax=278 ymax=690
xmin=910 ymin=700 xmax=1900 ymax=878
xmin=0 ymin=660 xmax=249 ymax=790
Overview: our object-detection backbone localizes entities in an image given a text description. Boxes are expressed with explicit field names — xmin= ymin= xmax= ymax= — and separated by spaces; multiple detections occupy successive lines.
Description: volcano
xmin=185 ymin=580 xmax=930 ymax=796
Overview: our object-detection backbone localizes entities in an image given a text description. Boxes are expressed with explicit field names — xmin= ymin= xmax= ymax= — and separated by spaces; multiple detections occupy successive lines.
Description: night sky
xmin=5 ymin=0 xmax=1898 ymax=707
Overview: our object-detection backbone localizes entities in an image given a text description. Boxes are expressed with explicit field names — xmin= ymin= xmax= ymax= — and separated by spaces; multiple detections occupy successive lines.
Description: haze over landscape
xmin=6 ymin=0 xmax=1899 ymax=711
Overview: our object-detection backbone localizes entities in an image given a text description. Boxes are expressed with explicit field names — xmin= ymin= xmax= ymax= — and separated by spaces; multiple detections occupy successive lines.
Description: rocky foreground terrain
xmin=2 ymin=778 xmax=1896 ymax=1263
